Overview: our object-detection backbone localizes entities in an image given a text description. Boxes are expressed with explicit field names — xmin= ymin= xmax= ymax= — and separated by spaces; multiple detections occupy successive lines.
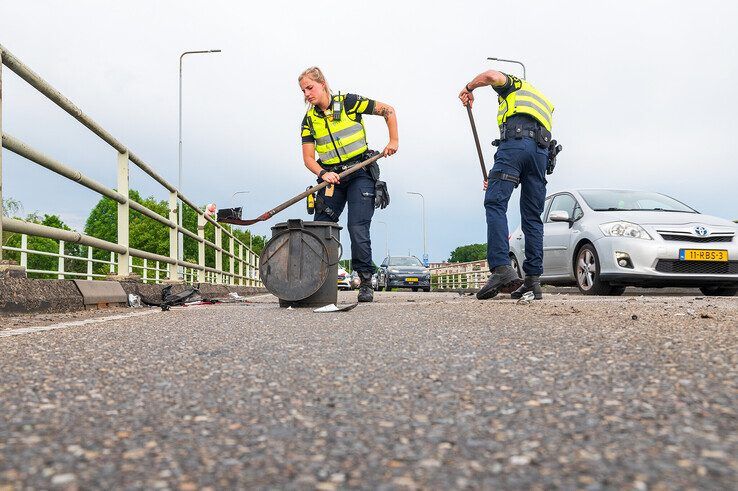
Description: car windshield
xmin=579 ymin=190 xmax=697 ymax=213
xmin=388 ymin=256 xmax=424 ymax=267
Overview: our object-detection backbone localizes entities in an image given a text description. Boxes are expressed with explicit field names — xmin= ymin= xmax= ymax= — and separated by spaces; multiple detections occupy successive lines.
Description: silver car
xmin=508 ymin=189 xmax=738 ymax=296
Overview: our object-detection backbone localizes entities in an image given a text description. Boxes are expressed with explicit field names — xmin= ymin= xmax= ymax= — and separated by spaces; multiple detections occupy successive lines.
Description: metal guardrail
xmin=430 ymin=259 xmax=490 ymax=291
xmin=431 ymin=269 xmax=490 ymax=291
xmin=0 ymin=43 xmax=260 ymax=286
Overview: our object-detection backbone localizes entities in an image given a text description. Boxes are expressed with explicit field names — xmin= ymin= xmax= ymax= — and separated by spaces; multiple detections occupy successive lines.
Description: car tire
xmin=423 ymin=287 xmax=431 ymax=292
xmin=699 ymin=286 xmax=738 ymax=296
xmin=412 ymin=287 xmax=418 ymax=292
xmin=510 ymin=254 xmax=522 ymax=279
xmin=575 ymin=244 xmax=613 ymax=296
xmin=376 ymin=284 xmax=384 ymax=292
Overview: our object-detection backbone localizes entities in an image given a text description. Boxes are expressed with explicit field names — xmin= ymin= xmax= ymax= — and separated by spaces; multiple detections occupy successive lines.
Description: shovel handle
xmin=219 ymin=153 xmax=384 ymax=226
xmin=466 ymin=105 xmax=488 ymax=180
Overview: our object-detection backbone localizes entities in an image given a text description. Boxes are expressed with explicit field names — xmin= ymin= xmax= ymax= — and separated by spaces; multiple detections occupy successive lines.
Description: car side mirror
xmin=549 ymin=210 xmax=571 ymax=222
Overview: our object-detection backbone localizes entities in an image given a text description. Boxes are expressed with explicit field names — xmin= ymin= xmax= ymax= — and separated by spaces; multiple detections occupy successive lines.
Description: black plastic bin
xmin=259 ymin=219 xmax=342 ymax=308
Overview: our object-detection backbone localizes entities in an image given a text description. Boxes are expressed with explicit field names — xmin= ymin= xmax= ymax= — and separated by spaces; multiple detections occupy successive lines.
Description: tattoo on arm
xmin=374 ymin=105 xmax=394 ymax=120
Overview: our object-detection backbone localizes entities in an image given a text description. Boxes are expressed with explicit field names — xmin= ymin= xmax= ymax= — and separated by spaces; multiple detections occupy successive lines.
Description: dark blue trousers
xmin=485 ymin=137 xmax=548 ymax=276
xmin=315 ymin=169 xmax=375 ymax=274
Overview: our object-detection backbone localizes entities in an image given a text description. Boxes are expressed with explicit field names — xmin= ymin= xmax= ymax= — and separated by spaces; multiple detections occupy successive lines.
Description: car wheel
xmin=412 ymin=287 xmax=418 ymax=292
xmin=423 ymin=287 xmax=431 ymax=292
xmin=699 ymin=286 xmax=738 ymax=296
xmin=575 ymin=244 xmax=612 ymax=295
xmin=510 ymin=254 xmax=522 ymax=279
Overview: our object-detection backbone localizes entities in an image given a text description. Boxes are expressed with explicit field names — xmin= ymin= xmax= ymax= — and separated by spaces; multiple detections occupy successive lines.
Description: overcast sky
xmin=2 ymin=0 xmax=737 ymax=264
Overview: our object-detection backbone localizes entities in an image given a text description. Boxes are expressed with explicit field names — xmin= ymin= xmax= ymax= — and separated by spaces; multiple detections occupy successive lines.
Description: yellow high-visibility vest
xmin=305 ymin=95 xmax=368 ymax=165
xmin=497 ymin=79 xmax=554 ymax=131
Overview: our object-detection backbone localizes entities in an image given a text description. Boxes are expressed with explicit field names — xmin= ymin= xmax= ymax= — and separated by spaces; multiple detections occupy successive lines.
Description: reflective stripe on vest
xmin=497 ymin=80 xmax=554 ymax=131
xmin=306 ymin=95 xmax=368 ymax=165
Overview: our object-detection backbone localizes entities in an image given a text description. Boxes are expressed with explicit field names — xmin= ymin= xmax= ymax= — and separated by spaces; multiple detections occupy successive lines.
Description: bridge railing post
xmin=247 ymin=249 xmax=253 ymax=286
xmin=57 ymin=239 xmax=65 ymax=279
xmin=215 ymin=226 xmax=222 ymax=284
xmin=238 ymin=243 xmax=243 ymax=286
xmin=229 ymin=235 xmax=234 ymax=285
xmin=116 ymin=151 xmax=129 ymax=276
xmin=197 ymin=214 xmax=205 ymax=283
xmin=86 ymin=245 xmax=93 ymax=280
xmin=20 ymin=234 xmax=27 ymax=269
xmin=168 ymin=191 xmax=178 ymax=281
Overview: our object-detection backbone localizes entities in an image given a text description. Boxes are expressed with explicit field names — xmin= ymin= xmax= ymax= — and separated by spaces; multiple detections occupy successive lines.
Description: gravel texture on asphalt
xmin=0 ymin=291 xmax=736 ymax=489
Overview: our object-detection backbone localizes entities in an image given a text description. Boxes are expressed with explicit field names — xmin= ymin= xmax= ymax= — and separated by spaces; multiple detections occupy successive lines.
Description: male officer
xmin=459 ymin=70 xmax=554 ymax=300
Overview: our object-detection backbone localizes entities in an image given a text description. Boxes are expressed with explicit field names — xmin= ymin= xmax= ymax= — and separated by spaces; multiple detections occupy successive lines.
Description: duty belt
xmin=493 ymin=122 xmax=551 ymax=148
xmin=320 ymin=161 xmax=357 ymax=173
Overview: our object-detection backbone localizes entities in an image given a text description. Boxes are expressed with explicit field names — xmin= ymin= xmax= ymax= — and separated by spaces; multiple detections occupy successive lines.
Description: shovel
xmin=218 ymin=153 xmax=384 ymax=226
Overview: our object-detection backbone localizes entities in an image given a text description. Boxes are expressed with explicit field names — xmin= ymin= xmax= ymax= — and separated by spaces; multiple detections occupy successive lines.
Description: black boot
xmin=511 ymin=275 xmax=543 ymax=300
xmin=357 ymin=272 xmax=374 ymax=303
xmin=476 ymin=265 xmax=523 ymax=300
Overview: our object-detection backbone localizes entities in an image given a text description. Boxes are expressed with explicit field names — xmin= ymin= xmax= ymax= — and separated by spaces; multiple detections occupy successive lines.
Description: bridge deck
xmin=1 ymin=291 xmax=736 ymax=488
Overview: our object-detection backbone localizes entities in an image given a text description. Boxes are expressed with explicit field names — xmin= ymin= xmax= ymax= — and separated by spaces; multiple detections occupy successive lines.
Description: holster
xmin=546 ymin=140 xmax=563 ymax=175
xmin=313 ymin=193 xmax=338 ymax=220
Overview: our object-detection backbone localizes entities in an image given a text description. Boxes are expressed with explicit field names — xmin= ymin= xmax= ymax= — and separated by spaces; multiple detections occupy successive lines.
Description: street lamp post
xmin=374 ymin=220 xmax=389 ymax=260
xmin=231 ymin=190 xmax=252 ymax=251
xmin=178 ymin=49 xmax=221 ymax=277
xmin=407 ymin=192 xmax=427 ymax=266
xmin=487 ymin=56 xmax=526 ymax=80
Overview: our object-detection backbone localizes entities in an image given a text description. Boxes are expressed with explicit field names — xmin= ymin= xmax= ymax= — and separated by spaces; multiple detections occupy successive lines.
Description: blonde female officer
xmin=299 ymin=67 xmax=398 ymax=302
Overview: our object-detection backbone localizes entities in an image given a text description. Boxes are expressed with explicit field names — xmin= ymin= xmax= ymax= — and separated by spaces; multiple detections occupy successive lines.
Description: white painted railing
xmin=0 ymin=43 xmax=261 ymax=286
xmin=430 ymin=259 xmax=490 ymax=291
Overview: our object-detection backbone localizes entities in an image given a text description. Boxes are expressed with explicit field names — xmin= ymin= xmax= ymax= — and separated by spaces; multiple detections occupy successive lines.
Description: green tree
xmin=85 ymin=190 xmax=171 ymax=274
xmin=4 ymin=213 xmax=85 ymax=278
xmin=448 ymin=243 xmax=487 ymax=263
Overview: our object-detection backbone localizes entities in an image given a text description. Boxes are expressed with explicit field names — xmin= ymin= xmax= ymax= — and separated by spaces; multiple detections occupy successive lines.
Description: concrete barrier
xmin=0 ymin=278 xmax=266 ymax=316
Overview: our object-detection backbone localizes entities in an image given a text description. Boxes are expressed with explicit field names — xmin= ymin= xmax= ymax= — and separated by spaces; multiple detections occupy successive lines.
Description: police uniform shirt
xmin=493 ymin=73 xmax=538 ymax=128
xmin=301 ymin=94 xmax=376 ymax=144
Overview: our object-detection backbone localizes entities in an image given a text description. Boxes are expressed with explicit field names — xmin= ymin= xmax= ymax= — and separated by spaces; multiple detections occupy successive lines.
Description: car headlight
xmin=389 ymin=269 xmax=399 ymax=273
xmin=599 ymin=221 xmax=653 ymax=240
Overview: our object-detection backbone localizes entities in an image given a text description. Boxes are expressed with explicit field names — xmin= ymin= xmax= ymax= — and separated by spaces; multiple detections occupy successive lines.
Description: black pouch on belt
xmin=367 ymin=161 xmax=381 ymax=181
xmin=535 ymin=127 xmax=552 ymax=148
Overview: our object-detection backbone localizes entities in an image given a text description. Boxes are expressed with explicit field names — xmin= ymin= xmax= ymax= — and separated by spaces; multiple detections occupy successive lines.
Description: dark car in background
xmin=376 ymin=256 xmax=431 ymax=292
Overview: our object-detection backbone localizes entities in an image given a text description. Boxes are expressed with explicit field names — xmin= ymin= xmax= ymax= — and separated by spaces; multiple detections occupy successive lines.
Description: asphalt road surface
xmin=1 ymin=291 xmax=736 ymax=489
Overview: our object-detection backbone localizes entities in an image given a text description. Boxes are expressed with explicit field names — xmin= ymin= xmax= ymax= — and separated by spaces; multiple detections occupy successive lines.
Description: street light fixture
xmin=406 ymin=192 xmax=427 ymax=266
xmin=231 ymin=190 xmax=249 ymax=204
xmin=177 ymin=48 xmax=221 ymax=276
xmin=487 ymin=56 xmax=526 ymax=80
xmin=231 ymin=190 xmax=253 ymax=251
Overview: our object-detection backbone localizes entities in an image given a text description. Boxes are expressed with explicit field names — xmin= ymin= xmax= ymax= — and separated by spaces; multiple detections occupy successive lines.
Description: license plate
xmin=679 ymin=249 xmax=728 ymax=262
xmin=406 ymin=277 xmax=419 ymax=283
